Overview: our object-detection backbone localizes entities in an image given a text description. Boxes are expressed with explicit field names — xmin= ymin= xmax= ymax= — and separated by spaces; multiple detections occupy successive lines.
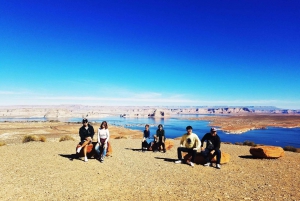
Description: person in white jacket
xmin=95 ymin=121 xmax=110 ymax=163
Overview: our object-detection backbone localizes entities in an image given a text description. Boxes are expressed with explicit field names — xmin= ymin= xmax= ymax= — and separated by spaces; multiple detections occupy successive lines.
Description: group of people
xmin=76 ymin=119 xmax=109 ymax=163
xmin=76 ymin=118 xmax=222 ymax=169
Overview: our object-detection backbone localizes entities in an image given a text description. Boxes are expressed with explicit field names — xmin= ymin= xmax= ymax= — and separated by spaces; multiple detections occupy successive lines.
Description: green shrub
xmin=22 ymin=135 xmax=38 ymax=143
xmin=0 ymin=141 xmax=6 ymax=146
xmin=59 ymin=135 xmax=75 ymax=142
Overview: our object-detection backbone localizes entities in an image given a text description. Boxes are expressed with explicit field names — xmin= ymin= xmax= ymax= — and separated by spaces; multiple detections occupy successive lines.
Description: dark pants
xmin=142 ymin=141 xmax=149 ymax=149
xmin=155 ymin=141 xmax=165 ymax=151
xmin=177 ymin=147 xmax=197 ymax=163
xmin=202 ymin=148 xmax=221 ymax=164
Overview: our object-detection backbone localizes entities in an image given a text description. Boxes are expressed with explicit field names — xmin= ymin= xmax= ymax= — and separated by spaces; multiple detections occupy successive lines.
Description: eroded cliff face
xmin=0 ymin=105 xmax=299 ymax=118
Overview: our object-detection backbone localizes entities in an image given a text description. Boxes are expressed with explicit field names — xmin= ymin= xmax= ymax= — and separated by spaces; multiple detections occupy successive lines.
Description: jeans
xmin=177 ymin=147 xmax=197 ymax=163
xmin=95 ymin=143 xmax=107 ymax=158
xmin=202 ymin=148 xmax=221 ymax=164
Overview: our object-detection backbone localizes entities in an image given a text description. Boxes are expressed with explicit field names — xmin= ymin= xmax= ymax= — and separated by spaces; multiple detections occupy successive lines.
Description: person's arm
xmin=97 ymin=129 xmax=100 ymax=143
xmin=201 ymin=134 xmax=207 ymax=147
xmin=194 ymin=135 xmax=201 ymax=150
xmin=104 ymin=129 xmax=110 ymax=144
xmin=215 ymin=136 xmax=221 ymax=150
xmin=180 ymin=135 xmax=185 ymax=147
xmin=79 ymin=128 xmax=81 ymax=137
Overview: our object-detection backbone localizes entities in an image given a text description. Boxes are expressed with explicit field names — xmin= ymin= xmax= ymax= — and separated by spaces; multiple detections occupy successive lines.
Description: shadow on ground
xmin=239 ymin=155 xmax=261 ymax=159
xmin=125 ymin=148 xmax=142 ymax=152
xmin=59 ymin=154 xmax=81 ymax=161
xmin=155 ymin=157 xmax=177 ymax=163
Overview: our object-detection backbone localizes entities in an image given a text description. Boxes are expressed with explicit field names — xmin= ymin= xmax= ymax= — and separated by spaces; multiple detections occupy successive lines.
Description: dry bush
xmin=243 ymin=140 xmax=256 ymax=147
xmin=234 ymin=142 xmax=243 ymax=145
xmin=59 ymin=135 xmax=75 ymax=142
xmin=223 ymin=142 xmax=232 ymax=144
xmin=283 ymin=146 xmax=297 ymax=152
xmin=22 ymin=135 xmax=38 ymax=143
xmin=114 ymin=136 xmax=127 ymax=139
xmin=295 ymin=148 xmax=300 ymax=153
xmin=0 ymin=141 xmax=6 ymax=146
xmin=39 ymin=135 xmax=47 ymax=142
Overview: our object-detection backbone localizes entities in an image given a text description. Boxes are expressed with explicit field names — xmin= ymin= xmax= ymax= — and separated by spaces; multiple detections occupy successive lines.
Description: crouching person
xmin=95 ymin=121 xmax=110 ymax=163
xmin=77 ymin=118 xmax=95 ymax=162
xmin=175 ymin=126 xmax=201 ymax=167
xmin=201 ymin=127 xmax=221 ymax=169
xmin=141 ymin=124 xmax=152 ymax=152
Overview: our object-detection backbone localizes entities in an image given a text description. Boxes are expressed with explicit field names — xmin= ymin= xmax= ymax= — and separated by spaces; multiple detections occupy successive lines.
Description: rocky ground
xmin=0 ymin=138 xmax=299 ymax=200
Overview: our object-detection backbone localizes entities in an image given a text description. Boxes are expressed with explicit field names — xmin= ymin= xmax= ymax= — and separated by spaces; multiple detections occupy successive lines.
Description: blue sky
xmin=0 ymin=0 xmax=299 ymax=109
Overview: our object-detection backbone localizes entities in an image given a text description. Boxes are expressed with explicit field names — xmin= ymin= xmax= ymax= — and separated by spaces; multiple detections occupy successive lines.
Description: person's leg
xmin=202 ymin=148 xmax=211 ymax=165
xmin=162 ymin=142 xmax=166 ymax=152
xmin=215 ymin=149 xmax=221 ymax=165
xmin=94 ymin=143 xmax=100 ymax=159
xmin=191 ymin=149 xmax=197 ymax=163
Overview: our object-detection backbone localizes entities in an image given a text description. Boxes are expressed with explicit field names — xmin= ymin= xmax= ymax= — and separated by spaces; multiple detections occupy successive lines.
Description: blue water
xmin=1 ymin=115 xmax=299 ymax=148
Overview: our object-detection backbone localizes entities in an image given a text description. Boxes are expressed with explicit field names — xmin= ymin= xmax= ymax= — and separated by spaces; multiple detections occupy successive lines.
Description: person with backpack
xmin=201 ymin=127 xmax=222 ymax=169
xmin=76 ymin=118 xmax=95 ymax=162
xmin=95 ymin=121 xmax=110 ymax=163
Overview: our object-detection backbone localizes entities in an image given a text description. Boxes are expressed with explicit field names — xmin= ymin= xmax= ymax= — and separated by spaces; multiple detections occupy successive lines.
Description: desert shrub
xmin=283 ymin=146 xmax=297 ymax=152
xmin=243 ymin=140 xmax=256 ymax=146
xmin=22 ymin=135 xmax=38 ymax=143
xmin=59 ymin=135 xmax=75 ymax=142
xmin=0 ymin=141 xmax=6 ymax=146
xmin=295 ymin=148 xmax=300 ymax=153
xmin=223 ymin=142 xmax=232 ymax=144
xmin=234 ymin=142 xmax=243 ymax=145
xmin=39 ymin=135 xmax=47 ymax=142
xmin=114 ymin=136 xmax=127 ymax=139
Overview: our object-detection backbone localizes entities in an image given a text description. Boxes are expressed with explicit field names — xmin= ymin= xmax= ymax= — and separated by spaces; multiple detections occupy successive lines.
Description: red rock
xmin=250 ymin=146 xmax=284 ymax=158
xmin=183 ymin=151 xmax=230 ymax=164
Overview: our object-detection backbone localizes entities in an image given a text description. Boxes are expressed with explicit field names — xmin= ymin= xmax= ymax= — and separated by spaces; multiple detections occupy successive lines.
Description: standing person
xmin=141 ymin=124 xmax=152 ymax=152
xmin=77 ymin=118 xmax=95 ymax=162
xmin=175 ymin=126 xmax=201 ymax=167
xmin=201 ymin=127 xmax=222 ymax=169
xmin=155 ymin=124 xmax=166 ymax=153
xmin=95 ymin=121 xmax=110 ymax=163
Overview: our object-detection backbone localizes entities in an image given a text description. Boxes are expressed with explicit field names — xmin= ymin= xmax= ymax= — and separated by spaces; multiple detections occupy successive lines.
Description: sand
xmin=0 ymin=121 xmax=300 ymax=200
xmin=0 ymin=138 xmax=300 ymax=201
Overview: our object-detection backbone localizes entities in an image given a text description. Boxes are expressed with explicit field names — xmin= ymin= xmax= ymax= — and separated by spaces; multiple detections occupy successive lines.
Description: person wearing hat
xmin=201 ymin=128 xmax=221 ymax=169
xmin=154 ymin=124 xmax=166 ymax=153
xmin=76 ymin=118 xmax=95 ymax=162
xmin=175 ymin=126 xmax=201 ymax=167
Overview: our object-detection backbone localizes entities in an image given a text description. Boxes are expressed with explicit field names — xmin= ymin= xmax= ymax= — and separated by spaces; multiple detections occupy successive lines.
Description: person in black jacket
xmin=201 ymin=127 xmax=221 ymax=169
xmin=76 ymin=118 xmax=95 ymax=162
xmin=154 ymin=124 xmax=166 ymax=153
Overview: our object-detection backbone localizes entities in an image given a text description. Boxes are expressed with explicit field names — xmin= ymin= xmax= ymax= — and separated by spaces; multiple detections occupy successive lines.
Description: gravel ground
xmin=0 ymin=139 xmax=299 ymax=201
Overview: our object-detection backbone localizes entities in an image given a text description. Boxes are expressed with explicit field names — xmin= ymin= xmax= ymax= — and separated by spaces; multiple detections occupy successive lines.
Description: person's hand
xmin=180 ymin=144 xmax=183 ymax=147
xmin=98 ymin=142 xmax=102 ymax=146
xmin=193 ymin=148 xmax=198 ymax=151
xmin=201 ymin=147 xmax=205 ymax=151
xmin=103 ymin=143 xmax=107 ymax=149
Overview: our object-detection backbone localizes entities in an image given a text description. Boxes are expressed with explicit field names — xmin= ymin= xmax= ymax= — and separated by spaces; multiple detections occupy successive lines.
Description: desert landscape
xmin=0 ymin=121 xmax=299 ymax=200
xmin=189 ymin=114 xmax=300 ymax=134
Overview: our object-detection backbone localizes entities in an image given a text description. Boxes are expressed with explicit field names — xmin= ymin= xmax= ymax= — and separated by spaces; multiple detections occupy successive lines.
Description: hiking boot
xmin=204 ymin=162 xmax=211 ymax=167
xmin=84 ymin=157 xmax=88 ymax=162
xmin=190 ymin=162 xmax=194 ymax=167
xmin=216 ymin=164 xmax=221 ymax=169
xmin=175 ymin=160 xmax=182 ymax=164
xmin=163 ymin=149 xmax=166 ymax=153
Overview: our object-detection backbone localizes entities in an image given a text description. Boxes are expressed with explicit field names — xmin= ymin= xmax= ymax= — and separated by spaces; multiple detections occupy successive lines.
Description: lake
xmin=1 ymin=115 xmax=299 ymax=148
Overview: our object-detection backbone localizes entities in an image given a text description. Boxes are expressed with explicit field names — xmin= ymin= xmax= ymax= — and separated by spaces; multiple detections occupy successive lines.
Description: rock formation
xmin=250 ymin=146 xmax=284 ymax=158
xmin=183 ymin=151 xmax=230 ymax=164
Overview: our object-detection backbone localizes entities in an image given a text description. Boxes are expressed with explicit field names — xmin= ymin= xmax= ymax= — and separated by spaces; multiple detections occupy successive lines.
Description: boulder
xmin=148 ymin=139 xmax=174 ymax=151
xmin=250 ymin=146 xmax=284 ymax=158
xmin=76 ymin=141 xmax=113 ymax=158
xmin=183 ymin=151 xmax=230 ymax=165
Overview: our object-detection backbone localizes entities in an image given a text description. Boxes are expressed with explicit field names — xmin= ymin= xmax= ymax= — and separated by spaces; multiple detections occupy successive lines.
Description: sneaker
xmin=216 ymin=164 xmax=221 ymax=169
xmin=175 ymin=160 xmax=182 ymax=164
xmin=163 ymin=150 xmax=166 ymax=153
xmin=84 ymin=157 xmax=88 ymax=162
xmin=76 ymin=146 xmax=82 ymax=153
xmin=204 ymin=162 xmax=211 ymax=167
xmin=190 ymin=162 xmax=194 ymax=167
